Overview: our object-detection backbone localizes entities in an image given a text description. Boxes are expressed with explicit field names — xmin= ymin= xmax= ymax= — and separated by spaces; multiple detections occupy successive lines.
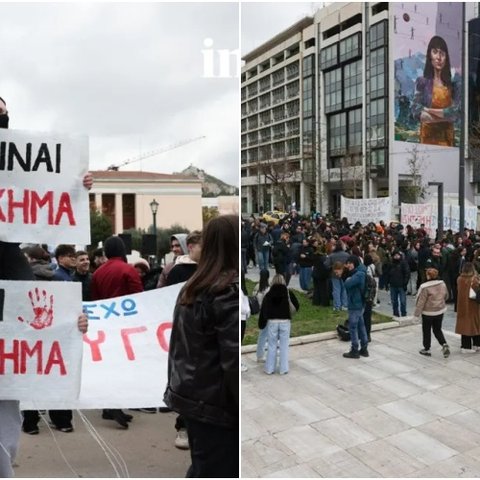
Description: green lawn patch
xmin=243 ymin=278 xmax=391 ymax=346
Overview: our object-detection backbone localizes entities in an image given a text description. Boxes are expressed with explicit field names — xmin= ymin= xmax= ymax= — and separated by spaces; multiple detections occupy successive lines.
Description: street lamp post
xmin=428 ymin=182 xmax=443 ymax=241
xmin=149 ymin=198 xmax=159 ymax=259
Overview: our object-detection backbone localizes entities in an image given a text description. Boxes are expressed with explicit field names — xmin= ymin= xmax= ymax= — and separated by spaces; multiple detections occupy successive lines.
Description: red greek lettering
xmin=156 ymin=323 xmax=172 ymax=352
xmin=44 ymin=341 xmax=66 ymax=375
xmin=83 ymin=330 xmax=106 ymax=361
xmin=121 ymin=326 xmax=147 ymax=360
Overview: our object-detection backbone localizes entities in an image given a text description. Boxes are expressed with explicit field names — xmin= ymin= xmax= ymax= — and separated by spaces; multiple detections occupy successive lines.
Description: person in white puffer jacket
xmin=414 ymin=266 xmax=449 ymax=358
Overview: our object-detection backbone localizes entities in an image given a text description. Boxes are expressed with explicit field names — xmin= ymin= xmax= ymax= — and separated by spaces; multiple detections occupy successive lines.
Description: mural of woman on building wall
xmin=411 ymin=35 xmax=461 ymax=147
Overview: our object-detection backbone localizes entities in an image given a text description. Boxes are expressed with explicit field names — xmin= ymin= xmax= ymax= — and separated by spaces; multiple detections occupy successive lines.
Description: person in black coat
xmin=386 ymin=249 xmax=410 ymax=317
xmin=312 ymin=242 xmax=331 ymax=306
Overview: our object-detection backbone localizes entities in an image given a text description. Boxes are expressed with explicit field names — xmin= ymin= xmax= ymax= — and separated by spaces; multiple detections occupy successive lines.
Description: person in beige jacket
xmin=414 ymin=266 xmax=450 ymax=358
xmin=455 ymin=262 xmax=480 ymax=353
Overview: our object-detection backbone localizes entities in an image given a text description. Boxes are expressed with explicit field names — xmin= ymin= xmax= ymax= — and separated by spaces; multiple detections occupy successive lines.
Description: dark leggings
xmin=422 ymin=313 xmax=446 ymax=350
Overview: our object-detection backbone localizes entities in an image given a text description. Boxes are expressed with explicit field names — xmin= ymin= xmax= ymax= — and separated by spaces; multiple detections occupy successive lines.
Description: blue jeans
xmin=256 ymin=250 xmax=269 ymax=271
xmin=256 ymin=327 xmax=268 ymax=360
xmin=349 ymin=308 xmax=368 ymax=352
xmin=299 ymin=267 xmax=312 ymax=291
xmin=390 ymin=287 xmax=407 ymax=316
xmin=265 ymin=320 xmax=290 ymax=374
xmin=331 ymin=277 xmax=348 ymax=310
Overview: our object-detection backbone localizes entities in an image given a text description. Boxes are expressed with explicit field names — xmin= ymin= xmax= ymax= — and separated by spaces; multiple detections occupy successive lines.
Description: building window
xmin=303 ymin=117 xmax=315 ymax=158
xmin=286 ymin=99 xmax=300 ymax=118
xmin=371 ymin=3 xmax=388 ymax=16
xmin=339 ymin=33 xmax=361 ymax=63
xmin=303 ymin=54 xmax=314 ymax=77
xmin=348 ymin=108 xmax=362 ymax=151
xmin=248 ymin=131 xmax=258 ymax=146
xmin=247 ymin=98 xmax=258 ymax=114
xmin=241 ymin=119 xmax=247 ymax=133
xmin=249 ymin=148 xmax=258 ymax=163
xmin=273 ymin=105 xmax=284 ymax=122
xmin=370 ymin=47 xmax=386 ymax=98
xmin=260 ymin=110 xmax=271 ymax=126
xmin=320 ymin=44 xmax=338 ymax=70
xmin=122 ymin=194 xmax=135 ymax=231
xmin=241 ymin=134 xmax=247 ymax=149
xmin=286 ymin=118 xmax=300 ymax=136
xmin=259 ymin=145 xmax=271 ymax=161
xmin=241 ymin=87 xmax=246 ymax=101
xmin=241 ymin=103 xmax=247 ymax=116
xmin=370 ymin=21 xmax=386 ymax=50
xmin=272 ymin=86 xmax=285 ymax=105
xmin=287 ymin=138 xmax=300 ymax=156
xmin=303 ymin=76 xmax=314 ymax=118
xmin=287 ymin=80 xmax=299 ymax=99
xmin=304 ymin=38 xmax=315 ymax=50
xmin=259 ymin=92 xmax=270 ymax=110
xmin=328 ymin=112 xmax=347 ymax=156
xmin=272 ymin=141 xmax=286 ymax=158
xmin=324 ymin=67 xmax=342 ymax=113
xmin=272 ymin=123 xmax=285 ymax=140
xmin=344 ymin=59 xmax=362 ymax=108
xmin=370 ymin=149 xmax=385 ymax=169
xmin=247 ymin=82 xmax=258 ymax=98
xmin=368 ymin=98 xmax=386 ymax=147
xmin=259 ymin=76 xmax=270 ymax=92
xmin=259 ymin=127 xmax=271 ymax=143
xmin=286 ymin=61 xmax=299 ymax=80
xmin=272 ymin=68 xmax=285 ymax=86
xmin=241 ymin=151 xmax=247 ymax=164
xmin=248 ymin=115 xmax=258 ymax=130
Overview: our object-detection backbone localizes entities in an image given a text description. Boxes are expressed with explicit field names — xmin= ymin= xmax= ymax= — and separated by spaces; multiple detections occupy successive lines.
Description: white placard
xmin=0 ymin=281 xmax=83 ymax=401
xmin=22 ymin=283 xmax=184 ymax=409
xmin=0 ymin=128 xmax=90 ymax=244
xmin=340 ymin=196 xmax=392 ymax=225
xmin=400 ymin=203 xmax=435 ymax=238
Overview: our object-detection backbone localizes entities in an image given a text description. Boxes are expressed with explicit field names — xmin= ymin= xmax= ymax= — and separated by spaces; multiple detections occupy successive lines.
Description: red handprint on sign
xmin=18 ymin=288 xmax=54 ymax=330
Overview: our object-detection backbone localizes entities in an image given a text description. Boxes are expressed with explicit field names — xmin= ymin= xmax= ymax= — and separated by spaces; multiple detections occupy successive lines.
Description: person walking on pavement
xmin=343 ymin=256 xmax=369 ymax=359
xmin=415 ymin=266 xmax=450 ymax=358
xmin=455 ymin=262 xmax=480 ymax=353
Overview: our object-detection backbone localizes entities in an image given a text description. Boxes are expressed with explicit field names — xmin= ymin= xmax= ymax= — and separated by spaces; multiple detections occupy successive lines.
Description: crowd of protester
xmin=242 ymin=209 xmax=480 ymax=360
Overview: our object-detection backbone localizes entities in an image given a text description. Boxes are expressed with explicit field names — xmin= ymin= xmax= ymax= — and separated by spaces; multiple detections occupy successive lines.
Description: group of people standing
xmin=243 ymin=211 xmax=480 ymax=363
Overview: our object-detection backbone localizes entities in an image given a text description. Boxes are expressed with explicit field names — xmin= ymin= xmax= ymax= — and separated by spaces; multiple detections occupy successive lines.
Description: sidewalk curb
xmin=241 ymin=319 xmax=414 ymax=354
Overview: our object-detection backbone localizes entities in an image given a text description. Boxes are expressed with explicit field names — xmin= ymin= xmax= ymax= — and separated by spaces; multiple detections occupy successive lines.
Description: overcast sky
xmin=241 ymin=2 xmax=325 ymax=56
xmin=0 ymin=2 xmax=239 ymax=186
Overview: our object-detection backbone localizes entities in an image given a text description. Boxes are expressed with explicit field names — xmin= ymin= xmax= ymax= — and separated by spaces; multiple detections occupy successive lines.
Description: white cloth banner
xmin=341 ymin=196 xmax=392 ymax=225
xmin=400 ymin=203 xmax=435 ymax=238
xmin=22 ymin=283 xmax=184 ymax=410
xmin=0 ymin=281 xmax=83 ymax=402
xmin=0 ymin=128 xmax=90 ymax=244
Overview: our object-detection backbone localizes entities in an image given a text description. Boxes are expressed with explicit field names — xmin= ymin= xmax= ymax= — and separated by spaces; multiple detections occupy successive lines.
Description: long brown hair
xmin=178 ymin=214 xmax=239 ymax=304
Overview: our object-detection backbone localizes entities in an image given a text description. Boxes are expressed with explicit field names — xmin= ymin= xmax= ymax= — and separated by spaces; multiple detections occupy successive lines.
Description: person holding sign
xmin=164 ymin=215 xmax=239 ymax=478
xmin=0 ymin=95 xmax=90 ymax=477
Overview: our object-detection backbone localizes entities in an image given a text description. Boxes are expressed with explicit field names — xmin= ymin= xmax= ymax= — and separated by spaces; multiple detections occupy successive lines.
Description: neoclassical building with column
xmin=89 ymin=170 xmax=203 ymax=234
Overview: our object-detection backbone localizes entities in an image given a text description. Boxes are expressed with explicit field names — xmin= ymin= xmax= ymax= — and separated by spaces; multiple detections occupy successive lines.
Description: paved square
xmin=242 ymin=324 xmax=480 ymax=477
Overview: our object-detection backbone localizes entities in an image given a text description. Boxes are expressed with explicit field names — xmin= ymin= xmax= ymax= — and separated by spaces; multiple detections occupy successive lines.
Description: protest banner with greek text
xmin=21 ymin=283 xmax=184 ymax=409
xmin=341 ymin=196 xmax=392 ymax=225
xmin=400 ymin=203 xmax=434 ymax=237
xmin=0 ymin=281 xmax=83 ymax=402
xmin=0 ymin=128 xmax=90 ymax=244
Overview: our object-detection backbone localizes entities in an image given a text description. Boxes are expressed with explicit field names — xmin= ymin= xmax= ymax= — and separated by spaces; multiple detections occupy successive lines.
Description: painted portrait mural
xmin=394 ymin=3 xmax=462 ymax=147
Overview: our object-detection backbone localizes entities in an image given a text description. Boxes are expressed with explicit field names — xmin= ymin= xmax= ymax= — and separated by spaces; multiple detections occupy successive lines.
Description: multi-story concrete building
xmin=241 ymin=2 xmax=480 ymax=218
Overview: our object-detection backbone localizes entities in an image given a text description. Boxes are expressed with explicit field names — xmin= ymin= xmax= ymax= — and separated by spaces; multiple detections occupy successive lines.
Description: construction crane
xmin=107 ymin=135 xmax=206 ymax=171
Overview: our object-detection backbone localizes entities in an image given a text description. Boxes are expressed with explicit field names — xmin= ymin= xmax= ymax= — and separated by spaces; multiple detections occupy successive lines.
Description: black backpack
xmin=364 ymin=275 xmax=377 ymax=305
xmin=336 ymin=321 xmax=350 ymax=341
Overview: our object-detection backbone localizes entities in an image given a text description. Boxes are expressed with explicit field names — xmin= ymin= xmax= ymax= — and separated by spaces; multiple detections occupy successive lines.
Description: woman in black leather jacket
xmin=164 ymin=214 xmax=239 ymax=478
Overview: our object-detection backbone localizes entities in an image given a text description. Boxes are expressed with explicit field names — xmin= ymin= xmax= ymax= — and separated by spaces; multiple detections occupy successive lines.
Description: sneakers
xmin=158 ymin=407 xmax=172 ymax=413
xmin=22 ymin=426 xmax=39 ymax=435
xmin=419 ymin=348 xmax=431 ymax=356
xmin=359 ymin=347 xmax=369 ymax=357
xmin=461 ymin=348 xmax=477 ymax=354
xmin=57 ymin=426 xmax=74 ymax=433
xmin=175 ymin=428 xmax=189 ymax=450
xmin=343 ymin=349 xmax=360 ymax=359
xmin=102 ymin=409 xmax=130 ymax=428
xmin=442 ymin=344 xmax=450 ymax=358
xmin=241 ymin=363 xmax=248 ymax=372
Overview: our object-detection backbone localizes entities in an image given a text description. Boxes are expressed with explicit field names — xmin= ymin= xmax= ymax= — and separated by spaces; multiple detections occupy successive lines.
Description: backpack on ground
xmin=336 ymin=320 xmax=350 ymax=341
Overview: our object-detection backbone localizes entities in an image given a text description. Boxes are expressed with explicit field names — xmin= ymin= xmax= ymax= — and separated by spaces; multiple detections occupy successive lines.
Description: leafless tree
xmin=404 ymin=144 xmax=429 ymax=203
xmin=260 ymin=157 xmax=296 ymax=211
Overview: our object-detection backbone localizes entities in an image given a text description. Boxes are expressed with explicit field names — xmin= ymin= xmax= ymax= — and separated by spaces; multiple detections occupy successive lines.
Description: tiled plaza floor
xmin=242 ymin=324 xmax=480 ymax=477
